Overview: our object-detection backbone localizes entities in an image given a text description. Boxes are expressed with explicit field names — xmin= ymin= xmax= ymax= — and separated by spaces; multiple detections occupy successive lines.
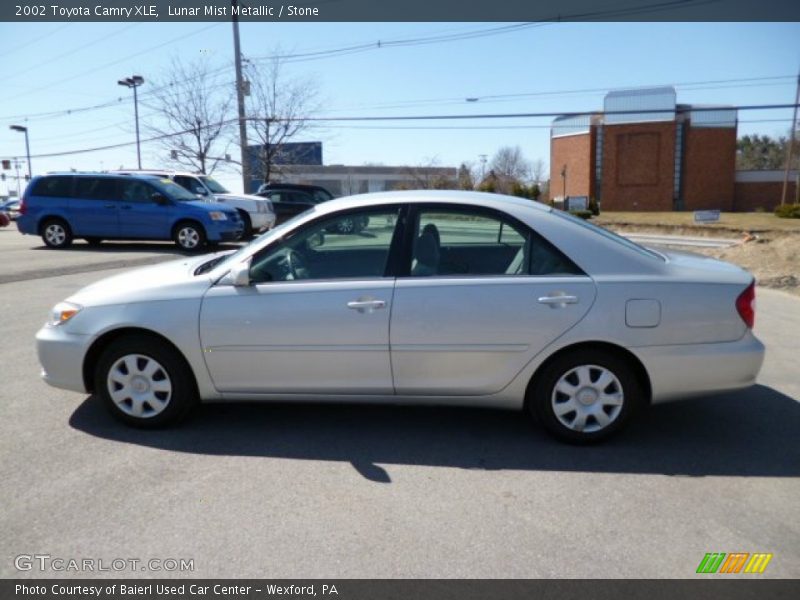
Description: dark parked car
xmin=256 ymin=183 xmax=367 ymax=233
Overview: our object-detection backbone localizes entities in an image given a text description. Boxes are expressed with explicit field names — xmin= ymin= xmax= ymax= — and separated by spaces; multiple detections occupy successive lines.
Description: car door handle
xmin=347 ymin=299 xmax=386 ymax=313
xmin=121 ymin=204 xmax=132 ymax=210
xmin=104 ymin=204 xmax=116 ymax=209
xmin=538 ymin=294 xmax=579 ymax=307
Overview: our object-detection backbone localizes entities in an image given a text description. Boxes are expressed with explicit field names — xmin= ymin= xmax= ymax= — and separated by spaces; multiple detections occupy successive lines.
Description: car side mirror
xmin=230 ymin=260 xmax=251 ymax=287
xmin=151 ymin=193 xmax=170 ymax=206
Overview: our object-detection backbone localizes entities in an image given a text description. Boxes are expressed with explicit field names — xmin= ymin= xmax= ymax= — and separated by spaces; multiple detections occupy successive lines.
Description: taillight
xmin=736 ymin=281 xmax=756 ymax=329
xmin=19 ymin=195 xmax=27 ymax=215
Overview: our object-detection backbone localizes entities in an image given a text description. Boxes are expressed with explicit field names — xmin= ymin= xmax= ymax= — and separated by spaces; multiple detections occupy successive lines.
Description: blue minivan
xmin=17 ymin=173 xmax=243 ymax=251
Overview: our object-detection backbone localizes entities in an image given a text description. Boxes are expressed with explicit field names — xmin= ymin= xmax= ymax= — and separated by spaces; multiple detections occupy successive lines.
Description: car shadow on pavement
xmin=69 ymin=384 xmax=800 ymax=482
xmin=30 ymin=241 xmax=241 ymax=254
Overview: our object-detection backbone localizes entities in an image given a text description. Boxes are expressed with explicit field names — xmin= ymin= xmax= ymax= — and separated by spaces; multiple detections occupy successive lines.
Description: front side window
xmin=120 ymin=179 xmax=155 ymax=203
xmin=249 ymin=208 xmax=400 ymax=283
xmin=174 ymin=176 xmax=207 ymax=196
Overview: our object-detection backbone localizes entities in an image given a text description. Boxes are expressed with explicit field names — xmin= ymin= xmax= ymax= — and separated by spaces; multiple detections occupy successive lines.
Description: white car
xmin=114 ymin=170 xmax=275 ymax=237
xmin=36 ymin=191 xmax=764 ymax=443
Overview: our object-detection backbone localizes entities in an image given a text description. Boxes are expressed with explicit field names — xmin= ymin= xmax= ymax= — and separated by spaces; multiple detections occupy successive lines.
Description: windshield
xmin=554 ymin=210 xmax=665 ymax=261
xmin=149 ymin=178 xmax=201 ymax=202
xmin=199 ymin=176 xmax=229 ymax=194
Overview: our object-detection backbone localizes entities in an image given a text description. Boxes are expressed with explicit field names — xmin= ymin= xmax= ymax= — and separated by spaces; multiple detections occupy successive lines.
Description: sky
xmin=1 ymin=20 xmax=799 ymax=195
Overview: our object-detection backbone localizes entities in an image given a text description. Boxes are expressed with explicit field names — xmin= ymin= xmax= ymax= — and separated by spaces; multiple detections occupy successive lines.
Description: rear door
xmin=69 ymin=176 xmax=120 ymax=237
xmin=390 ymin=204 xmax=596 ymax=396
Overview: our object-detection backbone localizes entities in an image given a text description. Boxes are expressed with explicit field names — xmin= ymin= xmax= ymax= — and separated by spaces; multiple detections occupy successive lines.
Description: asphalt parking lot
xmin=1 ymin=227 xmax=798 ymax=579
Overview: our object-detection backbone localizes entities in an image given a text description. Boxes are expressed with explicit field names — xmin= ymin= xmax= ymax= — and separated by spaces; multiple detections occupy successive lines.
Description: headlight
xmin=49 ymin=302 xmax=82 ymax=326
xmin=208 ymin=211 xmax=228 ymax=221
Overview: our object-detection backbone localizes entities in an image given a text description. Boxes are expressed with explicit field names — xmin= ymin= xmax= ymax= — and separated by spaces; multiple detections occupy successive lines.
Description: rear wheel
xmin=41 ymin=218 xmax=73 ymax=249
xmin=94 ymin=334 xmax=198 ymax=428
xmin=528 ymin=349 xmax=642 ymax=443
xmin=173 ymin=221 xmax=206 ymax=252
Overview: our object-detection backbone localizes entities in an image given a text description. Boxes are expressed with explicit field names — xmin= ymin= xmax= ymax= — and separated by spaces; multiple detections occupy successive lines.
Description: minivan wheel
xmin=95 ymin=334 xmax=197 ymax=428
xmin=529 ymin=350 xmax=641 ymax=444
xmin=173 ymin=221 xmax=206 ymax=251
xmin=41 ymin=218 xmax=73 ymax=249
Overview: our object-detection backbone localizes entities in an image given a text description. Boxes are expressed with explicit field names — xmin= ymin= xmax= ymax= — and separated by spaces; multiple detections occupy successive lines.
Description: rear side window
xmin=31 ymin=176 xmax=73 ymax=197
xmin=75 ymin=177 xmax=118 ymax=200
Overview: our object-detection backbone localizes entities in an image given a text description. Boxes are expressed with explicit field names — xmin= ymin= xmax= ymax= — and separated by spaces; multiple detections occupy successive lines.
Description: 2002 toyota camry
xmin=37 ymin=191 xmax=764 ymax=442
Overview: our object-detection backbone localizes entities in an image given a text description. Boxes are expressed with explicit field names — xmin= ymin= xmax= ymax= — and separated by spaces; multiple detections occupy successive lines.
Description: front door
xmin=199 ymin=206 xmax=402 ymax=395
xmin=117 ymin=179 xmax=171 ymax=239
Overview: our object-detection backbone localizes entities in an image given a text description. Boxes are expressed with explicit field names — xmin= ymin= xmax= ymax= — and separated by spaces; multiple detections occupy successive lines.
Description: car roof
xmin=113 ymin=170 xmax=207 ymax=177
xmin=311 ymin=190 xmax=553 ymax=215
xmin=42 ymin=172 xmax=162 ymax=180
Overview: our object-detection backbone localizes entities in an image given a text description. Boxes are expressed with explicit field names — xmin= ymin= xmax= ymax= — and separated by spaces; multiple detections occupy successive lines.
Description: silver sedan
xmin=36 ymin=191 xmax=764 ymax=443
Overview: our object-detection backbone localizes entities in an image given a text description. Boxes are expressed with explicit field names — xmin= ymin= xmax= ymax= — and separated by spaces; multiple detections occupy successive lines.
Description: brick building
xmin=550 ymin=87 xmax=740 ymax=211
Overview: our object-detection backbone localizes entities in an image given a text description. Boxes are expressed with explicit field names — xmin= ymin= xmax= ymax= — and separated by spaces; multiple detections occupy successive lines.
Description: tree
xmin=245 ymin=54 xmax=321 ymax=184
xmin=145 ymin=57 xmax=235 ymax=174
xmin=530 ymin=158 xmax=547 ymax=185
xmin=481 ymin=146 xmax=532 ymax=194
xmin=456 ymin=162 xmax=475 ymax=190
xmin=736 ymin=134 xmax=799 ymax=170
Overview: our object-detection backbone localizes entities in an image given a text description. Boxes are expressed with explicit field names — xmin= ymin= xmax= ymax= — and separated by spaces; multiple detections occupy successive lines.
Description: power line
xmin=6 ymin=103 xmax=797 ymax=160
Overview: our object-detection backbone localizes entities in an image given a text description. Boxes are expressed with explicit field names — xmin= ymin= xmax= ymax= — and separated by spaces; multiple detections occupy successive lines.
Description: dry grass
xmin=595 ymin=211 xmax=800 ymax=234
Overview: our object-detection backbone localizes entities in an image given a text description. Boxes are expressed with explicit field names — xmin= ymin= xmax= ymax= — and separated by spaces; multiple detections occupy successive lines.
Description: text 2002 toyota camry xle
xmin=36 ymin=191 xmax=764 ymax=443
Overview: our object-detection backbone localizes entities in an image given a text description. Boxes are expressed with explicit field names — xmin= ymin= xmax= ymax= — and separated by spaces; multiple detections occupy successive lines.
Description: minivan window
xmin=31 ymin=176 xmax=73 ymax=197
xmin=75 ymin=177 xmax=117 ymax=200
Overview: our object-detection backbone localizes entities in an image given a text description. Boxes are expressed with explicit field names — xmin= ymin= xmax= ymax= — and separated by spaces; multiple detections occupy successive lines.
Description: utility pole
xmin=781 ymin=69 xmax=800 ymax=206
xmin=232 ymin=0 xmax=250 ymax=193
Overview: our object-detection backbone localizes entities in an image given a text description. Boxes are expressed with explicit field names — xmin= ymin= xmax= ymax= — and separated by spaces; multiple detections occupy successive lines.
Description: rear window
xmin=31 ymin=176 xmax=73 ymax=197
xmin=554 ymin=210 xmax=665 ymax=261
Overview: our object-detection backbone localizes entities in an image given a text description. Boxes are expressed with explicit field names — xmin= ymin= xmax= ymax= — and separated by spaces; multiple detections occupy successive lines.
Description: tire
xmin=528 ymin=349 xmax=642 ymax=444
xmin=94 ymin=334 xmax=198 ymax=428
xmin=173 ymin=221 xmax=206 ymax=252
xmin=84 ymin=237 xmax=103 ymax=246
xmin=238 ymin=210 xmax=253 ymax=239
xmin=41 ymin=218 xmax=73 ymax=249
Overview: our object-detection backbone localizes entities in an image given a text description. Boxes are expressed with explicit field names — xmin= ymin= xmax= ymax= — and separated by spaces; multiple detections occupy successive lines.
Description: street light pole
xmin=118 ymin=75 xmax=145 ymax=169
xmin=9 ymin=125 xmax=31 ymax=180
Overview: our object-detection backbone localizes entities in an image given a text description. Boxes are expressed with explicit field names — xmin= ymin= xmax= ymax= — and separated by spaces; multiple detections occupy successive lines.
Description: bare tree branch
xmin=244 ymin=53 xmax=322 ymax=183
xmin=143 ymin=57 xmax=235 ymax=174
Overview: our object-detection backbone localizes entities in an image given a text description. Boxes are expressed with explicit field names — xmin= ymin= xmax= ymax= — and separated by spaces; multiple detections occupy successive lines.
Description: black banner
xmin=4 ymin=580 xmax=800 ymax=600
xmin=3 ymin=0 xmax=800 ymax=23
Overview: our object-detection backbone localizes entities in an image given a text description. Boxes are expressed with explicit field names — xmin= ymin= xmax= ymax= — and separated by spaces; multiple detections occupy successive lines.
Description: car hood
xmin=183 ymin=200 xmax=238 ymax=214
xmin=658 ymin=247 xmax=753 ymax=285
xmin=67 ymin=254 xmax=226 ymax=307
xmin=215 ymin=193 xmax=267 ymax=203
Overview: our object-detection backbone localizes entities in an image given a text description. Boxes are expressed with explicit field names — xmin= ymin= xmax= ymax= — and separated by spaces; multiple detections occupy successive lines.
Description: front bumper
xmin=636 ymin=330 xmax=765 ymax=404
xmin=36 ymin=325 xmax=92 ymax=394
xmin=250 ymin=211 xmax=276 ymax=231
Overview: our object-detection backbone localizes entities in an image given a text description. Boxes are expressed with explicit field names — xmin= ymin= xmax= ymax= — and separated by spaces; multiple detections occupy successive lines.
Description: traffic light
xmin=1 ymin=159 xmax=10 ymax=170
xmin=1 ymin=173 xmax=5 ymax=181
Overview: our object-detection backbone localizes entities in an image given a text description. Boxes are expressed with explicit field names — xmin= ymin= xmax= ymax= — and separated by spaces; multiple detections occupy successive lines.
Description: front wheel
xmin=173 ymin=221 xmax=206 ymax=252
xmin=94 ymin=334 xmax=198 ymax=428
xmin=529 ymin=349 xmax=642 ymax=444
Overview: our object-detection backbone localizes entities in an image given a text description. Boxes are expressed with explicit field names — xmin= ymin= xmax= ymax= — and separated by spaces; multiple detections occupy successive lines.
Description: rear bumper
xmin=636 ymin=331 xmax=765 ymax=404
